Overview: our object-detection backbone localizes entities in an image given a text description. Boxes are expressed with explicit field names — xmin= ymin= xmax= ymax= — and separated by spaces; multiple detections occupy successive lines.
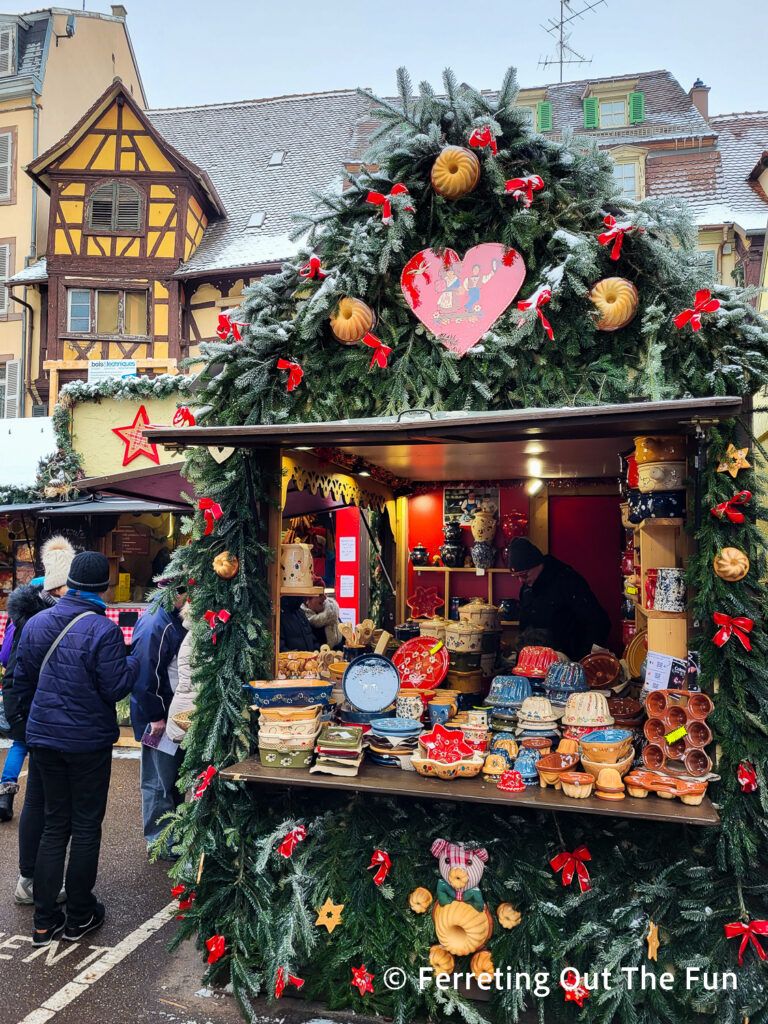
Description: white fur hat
xmin=41 ymin=535 xmax=77 ymax=591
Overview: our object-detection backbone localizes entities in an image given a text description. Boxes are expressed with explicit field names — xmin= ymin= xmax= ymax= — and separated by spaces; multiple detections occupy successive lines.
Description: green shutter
xmin=583 ymin=97 xmax=599 ymax=129
xmin=536 ymin=101 xmax=552 ymax=132
xmin=628 ymin=91 xmax=645 ymax=124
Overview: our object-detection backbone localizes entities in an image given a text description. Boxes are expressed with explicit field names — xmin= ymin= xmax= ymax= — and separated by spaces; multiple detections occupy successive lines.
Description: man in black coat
xmin=279 ymin=596 xmax=319 ymax=652
xmin=508 ymin=538 xmax=610 ymax=661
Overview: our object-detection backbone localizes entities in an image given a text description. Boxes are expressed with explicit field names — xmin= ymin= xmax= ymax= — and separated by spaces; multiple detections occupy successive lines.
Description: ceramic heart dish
xmin=401 ymin=243 xmax=526 ymax=357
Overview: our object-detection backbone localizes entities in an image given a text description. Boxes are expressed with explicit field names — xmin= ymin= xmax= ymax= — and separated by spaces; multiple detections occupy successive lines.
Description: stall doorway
xmin=548 ymin=495 xmax=622 ymax=656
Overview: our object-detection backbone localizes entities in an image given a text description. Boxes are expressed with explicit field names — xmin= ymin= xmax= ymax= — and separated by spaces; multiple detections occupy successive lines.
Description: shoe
xmin=0 ymin=782 xmax=19 ymax=822
xmin=32 ymin=915 xmax=66 ymax=947
xmin=14 ymin=875 xmax=67 ymax=905
xmin=63 ymin=902 xmax=105 ymax=942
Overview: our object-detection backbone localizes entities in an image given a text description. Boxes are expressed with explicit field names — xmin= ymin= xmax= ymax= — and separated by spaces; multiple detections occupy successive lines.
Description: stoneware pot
xmin=634 ymin=435 xmax=686 ymax=464
xmin=419 ymin=617 xmax=447 ymax=642
xmin=395 ymin=622 xmax=421 ymax=642
xmin=459 ymin=598 xmax=500 ymax=630
xmin=446 ymin=622 xmax=484 ymax=653
xmin=443 ymin=518 xmax=463 ymax=542
xmin=627 ymin=488 xmax=685 ymax=523
xmin=440 ymin=542 xmax=465 ymax=568
xmin=396 ymin=693 xmax=423 ymax=721
xmin=638 ymin=461 xmax=687 ymax=493
xmin=409 ymin=542 xmax=430 ymax=567
xmin=471 ymin=509 xmax=497 ymax=544
xmin=471 ymin=541 xmax=495 ymax=569
xmin=653 ymin=568 xmax=687 ymax=613
xmin=280 ymin=542 xmax=314 ymax=588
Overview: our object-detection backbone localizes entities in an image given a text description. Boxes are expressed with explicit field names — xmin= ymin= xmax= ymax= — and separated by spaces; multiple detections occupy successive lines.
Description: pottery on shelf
xmin=470 ymin=504 xmax=498 ymax=543
xmin=459 ymin=598 xmax=500 ymax=630
xmin=561 ymin=692 xmax=615 ymax=728
xmin=471 ymin=542 xmax=495 ymax=569
xmin=410 ymin=542 xmax=430 ymax=567
xmin=443 ymin=518 xmax=463 ymax=543
xmin=440 ymin=542 xmax=465 ymax=568
xmin=634 ymin=435 xmax=686 ymax=464
xmin=627 ymin=488 xmax=686 ymax=523
xmin=580 ymin=748 xmax=634 ymax=781
xmin=280 ymin=542 xmax=314 ymax=589
xmin=500 ymin=511 xmax=528 ymax=541
xmin=445 ymin=622 xmax=484 ymax=654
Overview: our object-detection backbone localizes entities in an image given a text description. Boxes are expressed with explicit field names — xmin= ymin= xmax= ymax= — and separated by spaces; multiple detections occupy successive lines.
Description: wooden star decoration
xmin=406 ymin=585 xmax=444 ymax=619
xmin=112 ymin=405 xmax=160 ymax=466
xmin=315 ymin=897 xmax=344 ymax=933
xmin=717 ymin=444 xmax=751 ymax=479
xmin=647 ymin=920 xmax=660 ymax=961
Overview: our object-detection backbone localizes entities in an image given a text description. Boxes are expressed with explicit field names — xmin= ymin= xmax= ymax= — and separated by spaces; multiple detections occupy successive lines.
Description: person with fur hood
xmin=0 ymin=536 xmax=75 ymax=826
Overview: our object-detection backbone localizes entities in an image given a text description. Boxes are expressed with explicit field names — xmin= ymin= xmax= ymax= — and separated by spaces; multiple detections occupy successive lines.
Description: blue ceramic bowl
xmin=338 ymin=703 xmax=394 ymax=725
xmin=487 ymin=675 xmax=532 ymax=707
xmin=244 ymin=681 xmax=333 ymax=707
xmin=343 ymin=654 xmax=401 ymax=713
xmin=369 ymin=718 xmax=423 ymax=736
xmin=579 ymin=728 xmax=632 ymax=745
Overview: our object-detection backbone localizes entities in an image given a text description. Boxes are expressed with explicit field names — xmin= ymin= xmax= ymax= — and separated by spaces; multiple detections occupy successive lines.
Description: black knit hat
xmin=507 ymin=538 xmax=545 ymax=572
xmin=67 ymin=551 xmax=111 ymax=593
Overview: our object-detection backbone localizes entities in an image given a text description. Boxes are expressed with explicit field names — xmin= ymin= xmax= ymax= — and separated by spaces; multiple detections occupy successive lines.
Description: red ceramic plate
xmin=393 ymin=635 xmax=449 ymax=690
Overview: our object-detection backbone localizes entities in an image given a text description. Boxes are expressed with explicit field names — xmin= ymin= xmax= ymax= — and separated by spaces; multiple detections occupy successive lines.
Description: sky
xmin=5 ymin=0 xmax=767 ymax=114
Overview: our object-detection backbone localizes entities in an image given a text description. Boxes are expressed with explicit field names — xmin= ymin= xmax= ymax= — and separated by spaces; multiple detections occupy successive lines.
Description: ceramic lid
xmin=369 ymin=718 xmax=423 ymax=736
xmin=342 ymin=655 xmax=401 ymax=713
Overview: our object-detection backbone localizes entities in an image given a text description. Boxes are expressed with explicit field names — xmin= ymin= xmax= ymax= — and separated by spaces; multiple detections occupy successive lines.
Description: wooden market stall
xmin=148 ymin=396 xmax=741 ymax=828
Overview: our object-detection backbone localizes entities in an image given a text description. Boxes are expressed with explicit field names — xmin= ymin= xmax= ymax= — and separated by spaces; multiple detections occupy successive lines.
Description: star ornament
xmin=560 ymin=976 xmax=589 ymax=1006
xmin=112 ymin=405 xmax=160 ymax=466
xmin=419 ymin=723 xmax=474 ymax=763
xmin=315 ymin=897 xmax=344 ymax=933
xmin=406 ymin=585 xmax=445 ymax=619
xmin=717 ymin=444 xmax=751 ymax=479
xmin=647 ymin=920 xmax=660 ymax=961
xmin=350 ymin=964 xmax=375 ymax=996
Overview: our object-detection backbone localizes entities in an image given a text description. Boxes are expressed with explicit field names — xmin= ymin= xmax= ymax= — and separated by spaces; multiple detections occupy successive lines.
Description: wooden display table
xmin=221 ymin=758 xmax=720 ymax=826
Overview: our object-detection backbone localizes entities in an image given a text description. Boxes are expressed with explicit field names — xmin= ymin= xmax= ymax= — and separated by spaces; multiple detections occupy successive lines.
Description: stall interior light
xmin=295 ymin=446 xmax=313 ymax=451
xmin=167 ymin=513 xmax=174 ymax=538
xmin=527 ymin=478 xmax=544 ymax=496
xmin=527 ymin=457 xmax=543 ymax=477
xmin=351 ymin=458 xmax=371 ymax=477
xmin=358 ymin=468 xmax=371 ymax=477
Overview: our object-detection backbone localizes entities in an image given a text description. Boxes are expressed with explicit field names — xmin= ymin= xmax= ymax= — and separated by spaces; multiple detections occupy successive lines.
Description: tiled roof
xmin=0 ymin=13 xmax=50 ymax=82
xmin=8 ymin=257 xmax=48 ymax=284
xmin=145 ymin=91 xmax=372 ymax=276
xmin=702 ymin=112 xmax=768 ymax=230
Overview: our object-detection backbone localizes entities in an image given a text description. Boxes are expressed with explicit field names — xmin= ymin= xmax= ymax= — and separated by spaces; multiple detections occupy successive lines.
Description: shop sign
xmin=87 ymin=360 xmax=137 ymax=383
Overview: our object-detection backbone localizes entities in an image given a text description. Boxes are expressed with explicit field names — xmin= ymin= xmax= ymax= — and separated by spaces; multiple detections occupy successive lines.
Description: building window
xmin=268 ymin=151 xmax=285 ymax=166
xmin=600 ymin=100 xmax=626 ymax=128
xmin=88 ymin=181 xmax=142 ymax=232
xmin=0 ymin=359 xmax=20 ymax=418
xmin=612 ymin=162 xmax=638 ymax=200
xmin=0 ymin=26 xmax=15 ymax=76
xmin=0 ymin=132 xmax=11 ymax=201
xmin=517 ymin=106 xmax=536 ymax=129
xmin=699 ymin=249 xmax=717 ymax=282
xmin=67 ymin=288 xmax=148 ymax=336
xmin=0 ymin=242 xmax=9 ymax=315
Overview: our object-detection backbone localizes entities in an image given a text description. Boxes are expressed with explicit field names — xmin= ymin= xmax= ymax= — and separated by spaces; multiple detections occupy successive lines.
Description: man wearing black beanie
xmin=13 ymin=551 xmax=140 ymax=947
xmin=507 ymin=538 xmax=610 ymax=660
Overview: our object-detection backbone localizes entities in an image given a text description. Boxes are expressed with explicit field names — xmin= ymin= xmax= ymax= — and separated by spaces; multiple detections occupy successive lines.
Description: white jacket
xmin=302 ymin=596 xmax=343 ymax=649
xmin=166 ymin=631 xmax=197 ymax=743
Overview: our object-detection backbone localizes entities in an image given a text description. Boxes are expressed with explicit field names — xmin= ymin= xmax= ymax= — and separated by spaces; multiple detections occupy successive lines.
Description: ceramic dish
xmin=560 ymin=771 xmax=595 ymax=798
xmin=580 ymin=748 xmax=634 ymax=780
xmin=342 ymin=654 xmax=400 ymax=712
xmin=258 ymin=747 xmax=314 ymax=769
xmin=257 ymin=705 xmax=322 ymax=722
xmin=393 ymin=636 xmax=450 ymax=689
xmin=515 ymin=646 xmax=559 ymax=678
xmin=411 ymin=754 xmax=484 ymax=779
xmin=534 ymin=752 xmax=580 ymax=788
xmin=369 ymin=718 xmax=423 ymax=737
xmin=246 ymin=680 xmax=333 ymax=707
xmin=580 ymin=652 xmax=621 ymax=689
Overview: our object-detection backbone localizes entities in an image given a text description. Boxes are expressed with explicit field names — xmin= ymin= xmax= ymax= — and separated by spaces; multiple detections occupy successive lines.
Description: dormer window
xmin=0 ymin=25 xmax=15 ymax=77
xmin=88 ymin=181 xmax=142 ymax=232
xmin=600 ymin=100 xmax=626 ymax=128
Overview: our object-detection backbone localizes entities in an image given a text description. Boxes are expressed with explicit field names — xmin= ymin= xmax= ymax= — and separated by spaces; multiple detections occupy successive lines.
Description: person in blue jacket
xmin=13 ymin=551 xmax=140 ymax=948
xmin=129 ymin=586 xmax=187 ymax=856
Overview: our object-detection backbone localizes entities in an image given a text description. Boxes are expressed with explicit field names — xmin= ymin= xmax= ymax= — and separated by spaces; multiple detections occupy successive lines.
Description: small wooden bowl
xmin=171 ymin=711 xmax=193 ymax=733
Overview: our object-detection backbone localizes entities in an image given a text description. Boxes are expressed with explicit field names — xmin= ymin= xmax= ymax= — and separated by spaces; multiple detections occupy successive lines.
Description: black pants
xmin=32 ymin=746 xmax=112 ymax=930
xmin=18 ymin=750 xmax=45 ymax=879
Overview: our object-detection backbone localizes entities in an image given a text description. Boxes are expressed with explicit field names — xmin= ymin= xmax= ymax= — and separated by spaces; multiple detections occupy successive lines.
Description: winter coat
xmin=166 ymin=631 xmax=197 ymax=744
xmin=302 ymin=596 xmax=343 ymax=649
xmin=1 ymin=584 xmax=56 ymax=741
xmin=279 ymin=599 xmax=318 ymax=652
xmin=518 ymin=555 xmax=610 ymax=661
xmin=13 ymin=592 xmax=141 ymax=752
xmin=129 ymin=595 xmax=187 ymax=741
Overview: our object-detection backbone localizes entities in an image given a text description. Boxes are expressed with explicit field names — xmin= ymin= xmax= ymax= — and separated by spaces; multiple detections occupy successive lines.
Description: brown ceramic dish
xmin=580 ymin=652 xmax=621 ymax=689
xmin=534 ymin=752 xmax=580 ymax=788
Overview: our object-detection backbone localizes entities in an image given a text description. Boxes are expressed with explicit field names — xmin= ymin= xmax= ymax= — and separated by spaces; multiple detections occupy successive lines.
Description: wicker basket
xmin=172 ymin=711 xmax=193 ymax=733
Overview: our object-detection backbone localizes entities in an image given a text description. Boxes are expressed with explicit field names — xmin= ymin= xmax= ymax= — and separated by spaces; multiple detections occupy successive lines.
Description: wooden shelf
xmin=500 ymin=620 xmax=520 ymax=627
xmin=220 ymin=758 xmax=720 ymax=826
xmin=637 ymin=518 xmax=684 ymax=530
xmin=280 ymin=586 xmax=324 ymax=596
xmin=414 ymin=567 xmax=507 ymax=574
xmin=633 ymin=601 xmax=688 ymax=620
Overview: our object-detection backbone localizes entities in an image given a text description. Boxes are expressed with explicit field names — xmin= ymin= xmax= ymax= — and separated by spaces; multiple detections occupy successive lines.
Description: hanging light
xmin=527 ymin=478 xmax=544 ymax=496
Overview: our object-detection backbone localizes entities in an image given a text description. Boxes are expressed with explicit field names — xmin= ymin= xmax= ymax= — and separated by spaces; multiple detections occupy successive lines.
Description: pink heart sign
xmin=401 ymin=244 xmax=526 ymax=357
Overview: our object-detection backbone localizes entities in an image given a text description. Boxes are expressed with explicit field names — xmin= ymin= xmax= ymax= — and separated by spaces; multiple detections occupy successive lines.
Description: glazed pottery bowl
xmin=580 ymin=748 xmax=634 ymax=780
xmin=560 ymin=771 xmax=595 ymax=799
xmin=534 ymin=752 xmax=580 ymax=788
xmin=515 ymin=646 xmax=559 ymax=678
xmin=627 ymin=488 xmax=686 ymax=523
xmin=247 ymin=680 xmax=333 ymax=708
xmin=643 ymin=718 xmax=666 ymax=743
xmin=579 ymin=729 xmax=633 ymax=763
xmin=687 ymin=692 xmax=714 ymax=719
xmin=518 ymin=696 xmax=563 ymax=723
xmin=411 ymin=754 xmax=484 ymax=780
xmin=684 ymin=748 xmax=712 ymax=776
xmin=580 ymin=652 xmax=620 ymax=690
xmin=395 ymin=622 xmax=421 ymax=642
xmin=257 ymin=705 xmax=322 ymax=723
xmin=634 ymin=435 xmax=687 ymax=464
xmin=664 ymin=705 xmax=687 ymax=730
xmin=562 ymin=691 xmax=614 ymax=728
xmin=521 ymin=736 xmax=552 ymax=754
xmin=685 ymin=720 xmax=712 ymax=747
xmin=259 ymin=747 xmax=314 ymax=769
xmin=637 ymin=461 xmax=687 ymax=493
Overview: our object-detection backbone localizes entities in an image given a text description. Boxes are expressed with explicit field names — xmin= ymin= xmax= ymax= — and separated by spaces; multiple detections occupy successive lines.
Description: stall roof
xmin=77 ymin=463 xmax=191 ymax=508
xmin=145 ymin=397 xmax=742 ymax=482
xmin=0 ymin=495 xmax=189 ymax=517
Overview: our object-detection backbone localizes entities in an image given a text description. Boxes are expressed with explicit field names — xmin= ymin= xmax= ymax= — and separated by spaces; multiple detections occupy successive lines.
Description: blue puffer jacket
xmin=129 ymin=596 xmax=186 ymax=741
xmin=13 ymin=592 xmax=141 ymax=751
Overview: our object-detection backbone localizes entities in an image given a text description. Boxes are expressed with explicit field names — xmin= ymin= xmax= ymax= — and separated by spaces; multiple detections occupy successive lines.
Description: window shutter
xmin=0 ymin=243 xmax=9 ymax=315
xmin=90 ymin=182 xmax=115 ymax=230
xmin=0 ymin=28 xmax=14 ymax=76
xmin=0 ymin=132 xmax=10 ymax=200
xmin=3 ymin=358 xmax=20 ymax=418
xmin=628 ymin=91 xmax=645 ymax=124
xmin=116 ymin=183 xmax=141 ymax=230
xmin=536 ymin=101 xmax=553 ymax=132
xmin=583 ymin=97 xmax=599 ymax=129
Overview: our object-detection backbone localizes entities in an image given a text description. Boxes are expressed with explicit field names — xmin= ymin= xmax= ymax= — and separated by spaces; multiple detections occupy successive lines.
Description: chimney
xmin=689 ymin=78 xmax=710 ymax=120
xmin=111 ymin=5 xmax=128 ymax=17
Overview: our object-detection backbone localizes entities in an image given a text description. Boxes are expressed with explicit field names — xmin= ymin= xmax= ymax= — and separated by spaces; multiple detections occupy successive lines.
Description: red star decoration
xmin=406 ymin=585 xmax=444 ymax=618
xmin=112 ymin=405 xmax=160 ymax=466
xmin=350 ymin=964 xmax=375 ymax=996
xmin=561 ymin=980 xmax=589 ymax=1006
xmin=419 ymin=723 xmax=474 ymax=763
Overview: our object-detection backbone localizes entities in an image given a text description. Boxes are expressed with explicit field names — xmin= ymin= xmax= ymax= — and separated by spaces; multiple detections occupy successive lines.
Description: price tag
xmin=429 ymin=641 xmax=444 ymax=655
xmin=665 ymin=725 xmax=687 ymax=744
xmin=475 ymin=568 xmax=485 ymax=576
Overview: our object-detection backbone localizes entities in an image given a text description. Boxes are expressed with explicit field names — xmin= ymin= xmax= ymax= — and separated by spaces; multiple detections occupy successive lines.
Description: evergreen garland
xmin=157 ymin=69 xmax=768 ymax=1023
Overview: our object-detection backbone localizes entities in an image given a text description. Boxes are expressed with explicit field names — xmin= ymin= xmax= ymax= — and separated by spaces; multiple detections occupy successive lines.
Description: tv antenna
xmin=538 ymin=0 xmax=607 ymax=82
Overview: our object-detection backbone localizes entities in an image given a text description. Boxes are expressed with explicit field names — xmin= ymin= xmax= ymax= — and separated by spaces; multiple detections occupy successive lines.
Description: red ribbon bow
xmin=299 ymin=256 xmax=326 ymax=279
xmin=505 ymin=174 xmax=544 ymax=208
xmin=674 ymin=289 xmax=720 ymax=332
xmin=550 ymin=846 xmax=592 ymax=892
xmin=171 ymin=884 xmax=186 ymax=899
xmin=277 ymin=825 xmax=307 ymax=858
xmin=367 ymin=849 xmax=391 ymax=886
xmin=597 ymin=214 xmax=642 ymax=260
xmin=518 ymin=286 xmax=554 ymax=339
xmin=216 ymin=313 xmax=247 ymax=342
xmin=713 ymin=612 xmax=754 ymax=651
xmin=366 ymin=183 xmax=412 ymax=225
xmin=468 ymin=125 xmax=498 ymax=155
xmin=711 ymin=490 xmax=752 ymax=523
xmin=173 ymin=406 xmax=196 ymax=427
xmin=362 ymin=333 xmax=391 ymax=370
xmin=724 ymin=920 xmax=768 ymax=965
xmin=737 ymin=761 xmax=758 ymax=793
xmin=277 ymin=358 xmax=303 ymax=392
xmin=203 ymin=609 xmax=230 ymax=643
xmin=275 ymin=966 xmax=305 ymax=998
xmin=198 ymin=497 xmax=222 ymax=536
xmin=193 ymin=766 xmax=217 ymax=799
xmin=206 ymin=934 xmax=226 ymax=964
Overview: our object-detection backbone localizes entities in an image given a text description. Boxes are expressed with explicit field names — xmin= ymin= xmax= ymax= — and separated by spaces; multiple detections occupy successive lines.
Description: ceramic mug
xmin=396 ymin=693 xmax=423 ymax=721
xmin=653 ymin=568 xmax=687 ymax=613
xmin=468 ymin=707 xmax=491 ymax=729
xmin=428 ymin=702 xmax=451 ymax=726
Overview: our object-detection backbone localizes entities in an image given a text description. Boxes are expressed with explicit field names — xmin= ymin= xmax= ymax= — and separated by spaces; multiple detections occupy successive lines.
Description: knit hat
xmin=67 ymin=551 xmax=111 ymax=593
xmin=507 ymin=538 xmax=545 ymax=573
xmin=41 ymin=535 xmax=77 ymax=591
